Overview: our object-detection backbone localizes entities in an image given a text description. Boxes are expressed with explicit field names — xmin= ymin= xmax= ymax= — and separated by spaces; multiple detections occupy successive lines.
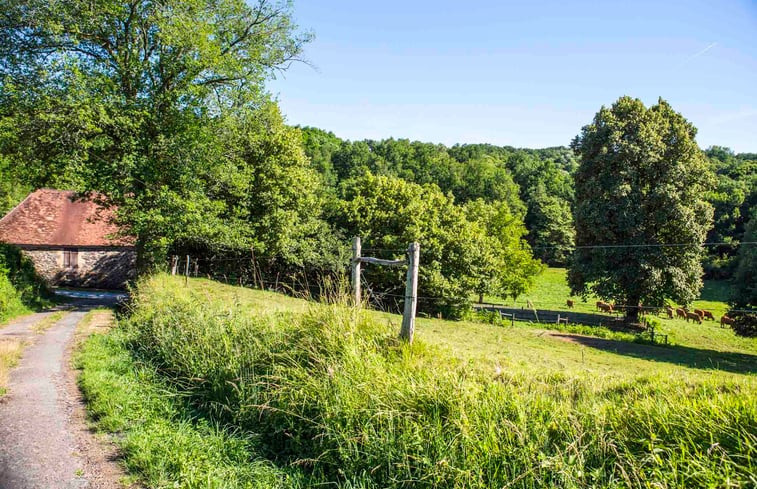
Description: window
xmin=63 ymin=250 xmax=79 ymax=269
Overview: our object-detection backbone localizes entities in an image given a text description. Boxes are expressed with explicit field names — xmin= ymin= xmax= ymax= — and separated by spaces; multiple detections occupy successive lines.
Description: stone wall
xmin=21 ymin=247 xmax=136 ymax=290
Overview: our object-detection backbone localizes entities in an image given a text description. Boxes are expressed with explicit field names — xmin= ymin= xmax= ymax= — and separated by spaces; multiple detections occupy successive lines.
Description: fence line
xmin=168 ymin=241 xmax=757 ymax=330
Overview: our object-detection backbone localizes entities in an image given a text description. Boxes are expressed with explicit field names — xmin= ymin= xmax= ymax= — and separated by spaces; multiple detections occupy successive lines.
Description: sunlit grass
xmin=77 ymin=274 xmax=757 ymax=488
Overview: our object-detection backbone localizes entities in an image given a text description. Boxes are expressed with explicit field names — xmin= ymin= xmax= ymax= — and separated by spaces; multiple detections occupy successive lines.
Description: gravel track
xmin=0 ymin=308 xmax=127 ymax=489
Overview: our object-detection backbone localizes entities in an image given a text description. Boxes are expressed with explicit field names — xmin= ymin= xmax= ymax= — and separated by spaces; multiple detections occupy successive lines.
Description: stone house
xmin=0 ymin=189 xmax=136 ymax=289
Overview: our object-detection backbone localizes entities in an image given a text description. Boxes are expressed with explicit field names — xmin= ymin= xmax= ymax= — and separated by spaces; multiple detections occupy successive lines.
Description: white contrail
xmin=676 ymin=42 xmax=717 ymax=68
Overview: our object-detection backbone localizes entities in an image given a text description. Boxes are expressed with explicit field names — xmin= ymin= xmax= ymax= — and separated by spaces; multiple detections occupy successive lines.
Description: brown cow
xmin=721 ymin=315 xmax=734 ymax=327
xmin=694 ymin=309 xmax=706 ymax=319
xmin=664 ymin=306 xmax=674 ymax=319
xmin=567 ymin=299 xmax=575 ymax=309
xmin=675 ymin=308 xmax=686 ymax=319
xmin=703 ymin=310 xmax=715 ymax=321
xmin=686 ymin=311 xmax=702 ymax=324
xmin=598 ymin=302 xmax=614 ymax=314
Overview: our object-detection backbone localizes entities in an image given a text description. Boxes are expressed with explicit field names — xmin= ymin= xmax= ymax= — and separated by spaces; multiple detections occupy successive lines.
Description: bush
xmin=730 ymin=313 xmax=757 ymax=337
xmin=0 ymin=244 xmax=51 ymax=322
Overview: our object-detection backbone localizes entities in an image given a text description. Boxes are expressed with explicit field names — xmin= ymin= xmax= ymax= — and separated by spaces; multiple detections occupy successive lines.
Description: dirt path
xmin=0 ymin=309 xmax=126 ymax=489
xmin=0 ymin=311 xmax=56 ymax=336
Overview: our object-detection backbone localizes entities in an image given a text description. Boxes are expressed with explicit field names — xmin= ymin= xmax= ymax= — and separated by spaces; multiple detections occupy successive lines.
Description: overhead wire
xmin=531 ymin=241 xmax=757 ymax=250
xmin=170 ymin=245 xmax=757 ymax=316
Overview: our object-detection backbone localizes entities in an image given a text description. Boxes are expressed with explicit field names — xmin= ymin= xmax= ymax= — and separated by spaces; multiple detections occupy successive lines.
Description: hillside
xmin=76 ymin=273 xmax=757 ymax=488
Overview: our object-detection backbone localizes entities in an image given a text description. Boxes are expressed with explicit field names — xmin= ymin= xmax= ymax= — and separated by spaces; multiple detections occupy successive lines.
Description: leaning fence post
xmin=352 ymin=236 xmax=361 ymax=306
xmin=171 ymin=255 xmax=178 ymax=275
xmin=400 ymin=242 xmax=419 ymax=343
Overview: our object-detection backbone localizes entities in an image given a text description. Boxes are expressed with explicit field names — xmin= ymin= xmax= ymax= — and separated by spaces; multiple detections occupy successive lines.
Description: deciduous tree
xmin=0 ymin=0 xmax=311 ymax=270
xmin=333 ymin=174 xmax=540 ymax=316
xmin=731 ymin=209 xmax=757 ymax=310
xmin=569 ymin=97 xmax=714 ymax=321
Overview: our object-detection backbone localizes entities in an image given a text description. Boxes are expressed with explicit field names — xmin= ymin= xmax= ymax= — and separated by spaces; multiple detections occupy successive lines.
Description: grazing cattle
xmin=598 ymin=302 xmax=614 ymax=314
xmin=721 ymin=315 xmax=734 ymax=327
xmin=694 ymin=309 xmax=706 ymax=319
xmin=596 ymin=301 xmax=604 ymax=311
xmin=675 ymin=308 xmax=686 ymax=319
xmin=703 ymin=310 xmax=715 ymax=321
xmin=664 ymin=306 xmax=674 ymax=319
xmin=686 ymin=311 xmax=702 ymax=324
xmin=566 ymin=299 xmax=575 ymax=309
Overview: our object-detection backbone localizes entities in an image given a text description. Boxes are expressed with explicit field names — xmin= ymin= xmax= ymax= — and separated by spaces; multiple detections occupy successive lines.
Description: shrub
xmin=730 ymin=313 xmax=757 ymax=337
xmin=0 ymin=244 xmax=51 ymax=322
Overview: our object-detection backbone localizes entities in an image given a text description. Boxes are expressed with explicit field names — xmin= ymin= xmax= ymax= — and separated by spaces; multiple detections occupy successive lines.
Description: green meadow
xmin=76 ymin=272 xmax=757 ymax=488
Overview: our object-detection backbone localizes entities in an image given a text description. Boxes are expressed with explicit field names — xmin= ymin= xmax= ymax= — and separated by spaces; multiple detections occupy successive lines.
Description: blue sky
xmin=268 ymin=0 xmax=757 ymax=152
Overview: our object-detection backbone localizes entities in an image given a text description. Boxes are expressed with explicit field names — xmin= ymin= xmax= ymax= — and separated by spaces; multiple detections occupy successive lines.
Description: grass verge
xmin=76 ymin=321 xmax=295 ymax=488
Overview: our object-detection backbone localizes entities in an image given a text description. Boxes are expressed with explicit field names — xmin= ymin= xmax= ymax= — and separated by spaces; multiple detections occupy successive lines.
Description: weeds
xmin=30 ymin=311 xmax=66 ymax=334
xmin=0 ymin=337 xmax=24 ymax=396
xmin=0 ymin=244 xmax=53 ymax=324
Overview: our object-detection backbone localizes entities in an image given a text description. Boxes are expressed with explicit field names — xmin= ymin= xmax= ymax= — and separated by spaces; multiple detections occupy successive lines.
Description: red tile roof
xmin=0 ymin=189 xmax=134 ymax=247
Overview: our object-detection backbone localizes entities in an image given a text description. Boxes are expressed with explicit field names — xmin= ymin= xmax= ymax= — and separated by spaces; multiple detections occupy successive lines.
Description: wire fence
xmin=168 ymin=238 xmax=757 ymax=322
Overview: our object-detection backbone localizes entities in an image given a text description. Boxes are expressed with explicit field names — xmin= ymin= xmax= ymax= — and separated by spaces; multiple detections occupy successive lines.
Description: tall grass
xmin=110 ymin=275 xmax=757 ymax=488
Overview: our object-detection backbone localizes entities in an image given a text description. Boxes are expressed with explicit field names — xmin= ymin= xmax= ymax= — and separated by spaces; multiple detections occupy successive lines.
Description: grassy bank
xmin=0 ymin=244 xmax=51 ymax=325
xmin=78 ymin=274 xmax=757 ymax=488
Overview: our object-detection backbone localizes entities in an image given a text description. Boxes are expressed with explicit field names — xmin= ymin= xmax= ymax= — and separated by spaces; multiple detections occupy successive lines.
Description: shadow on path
xmin=52 ymin=288 xmax=128 ymax=308
xmin=552 ymin=333 xmax=757 ymax=374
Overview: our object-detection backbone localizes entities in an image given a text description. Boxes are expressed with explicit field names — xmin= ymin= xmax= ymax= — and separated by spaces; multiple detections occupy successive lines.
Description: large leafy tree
xmin=332 ymin=173 xmax=540 ymax=316
xmin=212 ymin=104 xmax=345 ymax=271
xmin=0 ymin=0 xmax=311 ymax=269
xmin=569 ymin=97 xmax=714 ymax=321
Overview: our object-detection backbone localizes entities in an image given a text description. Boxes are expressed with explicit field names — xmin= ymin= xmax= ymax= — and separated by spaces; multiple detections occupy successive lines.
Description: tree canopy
xmin=702 ymin=147 xmax=757 ymax=278
xmin=331 ymin=173 xmax=541 ymax=317
xmin=569 ymin=96 xmax=714 ymax=320
xmin=299 ymin=127 xmax=576 ymax=266
xmin=731 ymin=207 xmax=757 ymax=310
xmin=0 ymin=0 xmax=312 ymax=269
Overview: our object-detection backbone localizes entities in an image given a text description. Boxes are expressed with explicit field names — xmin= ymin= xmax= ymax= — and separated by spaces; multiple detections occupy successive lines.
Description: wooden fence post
xmin=400 ymin=242 xmax=419 ymax=343
xmin=185 ymin=255 xmax=190 ymax=286
xmin=352 ymin=236 xmax=361 ymax=306
xmin=171 ymin=255 xmax=178 ymax=275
